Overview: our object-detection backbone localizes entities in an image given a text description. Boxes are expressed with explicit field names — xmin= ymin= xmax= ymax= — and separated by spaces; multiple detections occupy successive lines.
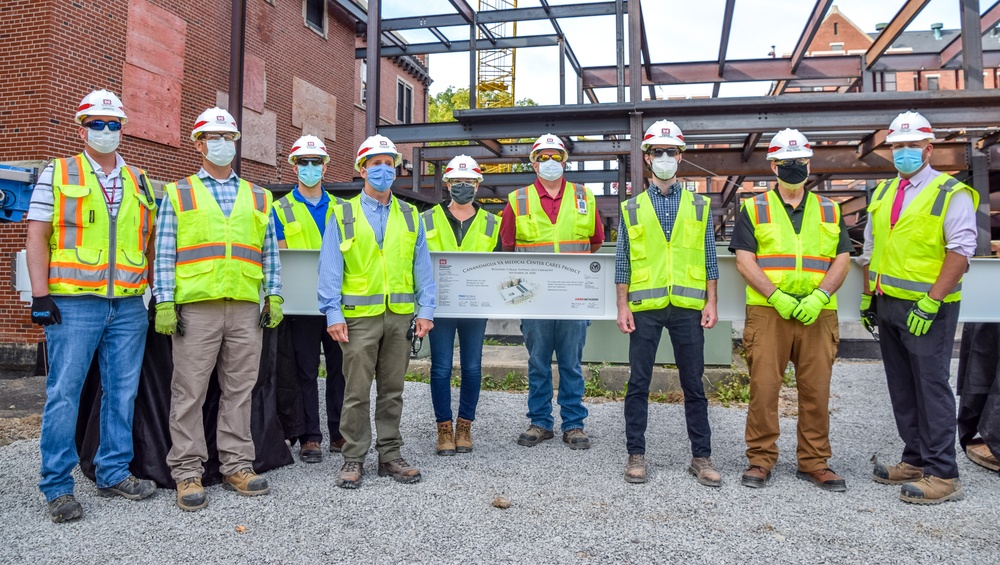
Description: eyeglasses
xmin=535 ymin=154 xmax=565 ymax=162
xmin=774 ymin=158 xmax=809 ymax=167
xmin=648 ymin=148 xmax=680 ymax=158
xmin=83 ymin=120 xmax=122 ymax=132
xmin=295 ymin=157 xmax=324 ymax=166
xmin=198 ymin=132 xmax=238 ymax=142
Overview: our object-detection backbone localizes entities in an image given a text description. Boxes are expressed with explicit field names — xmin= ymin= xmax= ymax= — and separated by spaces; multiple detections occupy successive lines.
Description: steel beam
xmin=969 ymin=141 xmax=992 ymax=254
xmin=961 ymin=0 xmax=986 ymax=90
xmin=713 ymin=0 xmax=737 ymax=98
xmin=379 ymin=13 xmax=468 ymax=31
xmin=364 ymin=0 xmax=381 ymax=137
xmin=857 ymin=129 xmax=889 ymax=159
xmin=865 ymin=0 xmax=932 ymax=68
xmin=792 ymin=0 xmax=835 ymax=73
xmin=476 ymin=1 xmax=623 ymax=24
xmin=357 ymin=34 xmax=560 ymax=58
xmin=638 ymin=7 xmax=655 ymax=100
xmin=940 ymin=0 xmax=1000 ymax=66
xmin=428 ymin=27 xmax=452 ymax=48
xmin=229 ymin=0 xmax=246 ymax=175
xmin=448 ymin=0 xmax=475 ymax=23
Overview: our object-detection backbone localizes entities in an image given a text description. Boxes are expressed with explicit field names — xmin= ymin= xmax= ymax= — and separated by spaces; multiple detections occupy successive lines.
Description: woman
xmin=422 ymin=155 xmax=500 ymax=455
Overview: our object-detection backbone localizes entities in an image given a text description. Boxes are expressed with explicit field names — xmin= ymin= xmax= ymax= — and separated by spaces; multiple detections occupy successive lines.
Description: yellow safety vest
xmin=48 ymin=154 xmax=156 ymax=297
xmin=332 ymin=195 xmax=419 ymax=318
xmin=745 ymin=190 xmax=841 ymax=309
xmin=165 ymin=175 xmax=272 ymax=304
xmin=868 ymin=173 xmax=978 ymax=302
xmin=422 ymin=204 xmax=499 ymax=252
xmin=508 ymin=182 xmax=596 ymax=253
xmin=273 ymin=191 xmax=337 ymax=250
xmin=622 ymin=188 xmax=709 ymax=312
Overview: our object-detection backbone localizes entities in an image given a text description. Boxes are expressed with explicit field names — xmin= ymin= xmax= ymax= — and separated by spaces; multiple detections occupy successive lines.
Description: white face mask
xmin=88 ymin=128 xmax=120 ymax=154
xmin=538 ymin=159 xmax=564 ymax=182
xmin=205 ymin=139 xmax=236 ymax=167
xmin=650 ymin=155 xmax=678 ymax=180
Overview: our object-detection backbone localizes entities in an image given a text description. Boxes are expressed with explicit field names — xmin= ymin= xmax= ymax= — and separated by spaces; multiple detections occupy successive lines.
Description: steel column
xmin=960 ymin=0 xmax=986 ymax=90
xmin=228 ymin=0 xmax=246 ymax=175
xmin=969 ymin=142 xmax=992 ymax=255
xmin=615 ymin=0 xmax=625 ymax=103
xmin=469 ymin=22 xmax=477 ymax=109
xmin=365 ymin=0 xmax=381 ymax=137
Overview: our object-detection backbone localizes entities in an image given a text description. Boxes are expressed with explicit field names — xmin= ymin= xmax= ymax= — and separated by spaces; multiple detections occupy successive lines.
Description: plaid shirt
xmin=615 ymin=182 xmax=719 ymax=285
xmin=153 ymin=168 xmax=281 ymax=302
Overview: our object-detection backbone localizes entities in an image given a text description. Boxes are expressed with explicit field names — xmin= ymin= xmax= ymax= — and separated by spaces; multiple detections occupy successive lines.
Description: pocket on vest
xmin=178 ymin=260 xmax=213 ymax=278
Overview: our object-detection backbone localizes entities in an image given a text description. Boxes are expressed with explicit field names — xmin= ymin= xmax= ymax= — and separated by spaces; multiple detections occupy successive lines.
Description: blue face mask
xmin=366 ymin=163 xmax=396 ymax=192
xmin=893 ymin=147 xmax=925 ymax=175
xmin=297 ymin=163 xmax=323 ymax=187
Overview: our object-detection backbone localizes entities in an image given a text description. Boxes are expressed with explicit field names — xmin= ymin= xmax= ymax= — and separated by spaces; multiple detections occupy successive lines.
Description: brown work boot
xmin=562 ymin=428 xmax=592 ymax=450
xmin=455 ymin=418 xmax=473 ymax=453
xmin=337 ymin=461 xmax=364 ymax=489
xmin=436 ymin=421 xmax=456 ymax=456
xmin=176 ymin=477 xmax=207 ymax=512
xmin=689 ymin=457 xmax=722 ymax=488
xmin=900 ymin=476 xmax=964 ymax=505
xmin=797 ymin=468 xmax=847 ymax=492
xmin=329 ymin=437 xmax=346 ymax=453
xmin=741 ymin=465 xmax=772 ymax=489
xmin=378 ymin=458 xmax=422 ymax=484
xmin=624 ymin=454 xmax=647 ymax=484
xmin=966 ymin=442 xmax=1000 ymax=471
xmin=516 ymin=425 xmax=554 ymax=447
xmin=300 ymin=441 xmax=323 ymax=464
xmin=223 ymin=468 xmax=270 ymax=496
xmin=871 ymin=454 xmax=924 ymax=485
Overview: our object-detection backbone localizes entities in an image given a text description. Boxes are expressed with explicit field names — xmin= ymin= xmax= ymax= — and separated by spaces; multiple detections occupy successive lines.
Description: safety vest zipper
xmin=107 ymin=211 xmax=117 ymax=298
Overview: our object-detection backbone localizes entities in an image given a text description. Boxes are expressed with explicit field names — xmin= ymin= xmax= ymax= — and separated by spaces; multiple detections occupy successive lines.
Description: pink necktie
xmin=889 ymin=178 xmax=910 ymax=228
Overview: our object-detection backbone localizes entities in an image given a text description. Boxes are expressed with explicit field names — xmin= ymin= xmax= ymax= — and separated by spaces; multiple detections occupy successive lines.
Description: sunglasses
xmin=198 ymin=132 xmax=238 ymax=142
xmin=774 ymin=158 xmax=809 ymax=167
xmin=536 ymin=154 xmax=565 ymax=162
xmin=648 ymin=148 xmax=680 ymax=158
xmin=295 ymin=157 xmax=324 ymax=166
xmin=83 ymin=120 xmax=122 ymax=132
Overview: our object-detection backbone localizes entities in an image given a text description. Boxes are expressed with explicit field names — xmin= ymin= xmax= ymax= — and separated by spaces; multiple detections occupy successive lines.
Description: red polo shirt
xmin=499 ymin=179 xmax=605 ymax=251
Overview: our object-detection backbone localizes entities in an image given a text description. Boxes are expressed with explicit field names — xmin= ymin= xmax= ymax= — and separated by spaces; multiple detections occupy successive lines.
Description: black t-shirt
xmin=728 ymin=190 xmax=853 ymax=255
xmin=441 ymin=204 xmax=502 ymax=251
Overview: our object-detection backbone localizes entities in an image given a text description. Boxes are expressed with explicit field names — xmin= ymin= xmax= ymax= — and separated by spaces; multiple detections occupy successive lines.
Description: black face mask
xmin=449 ymin=182 xmax=476 ymax=205
xmin=776 ymin=163 xmax=809 ymax=185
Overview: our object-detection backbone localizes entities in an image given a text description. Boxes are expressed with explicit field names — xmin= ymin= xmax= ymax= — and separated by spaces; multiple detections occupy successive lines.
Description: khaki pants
xmin=339 ymin=312 xmax=411 ymax=463
xmin=744 ymin=305 xmax=839 ymax=473
xmin=167 ymin=300 xmax=261 ymax=481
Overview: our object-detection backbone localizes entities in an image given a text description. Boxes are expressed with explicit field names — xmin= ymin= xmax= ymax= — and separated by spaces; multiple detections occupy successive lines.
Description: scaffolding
xmin=477 ymin=0 xmax=517 ymax=109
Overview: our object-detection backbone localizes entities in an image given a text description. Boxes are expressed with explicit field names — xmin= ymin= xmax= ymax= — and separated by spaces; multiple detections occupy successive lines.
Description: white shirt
xmin=26 ymin=151 xmax=127 ymax=222
xmin=858 ymin=165 xmax=977 ymax=266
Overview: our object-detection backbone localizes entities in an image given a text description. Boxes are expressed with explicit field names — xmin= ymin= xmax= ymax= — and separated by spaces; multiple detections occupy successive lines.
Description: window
xmin=756 ymin=181 xmax=768 ymax=188
xmin=397 ymin=80 xmax=413 ymax=124
xmin=304 ymin=0 xmax=325 ymax=35
xmin=883 ymin=72 xmax=897 ymax=92
xmin=830 ymin=42 xmax=844 ymax=51
xmin=927 ymin=75 xmax=940 ymax=90
xmin=684 ymin=181 xmax=697 ymax=192
xmin=833 ymin=22 xmax=839 ymax=35
xmin=360 ymin=60 xmax=367 ymax=105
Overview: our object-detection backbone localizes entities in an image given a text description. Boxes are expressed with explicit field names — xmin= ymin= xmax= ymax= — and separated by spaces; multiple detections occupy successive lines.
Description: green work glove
xmin=859 ymin=294 xmax=873 ymax=317
xmin=907 ymin=294 xmax=941 ymax=337
xmin=767 ymin=289 xmax=800 ymax=320
xmin=860 ymin=294 xmax=879 ymax=340
xmin=792 ymin=288 xmax=830 ymax=326
xmin=259 ymin=295 xmax=284 ymax=329
xmin=154 ymin=301 xmax=182 ymax=336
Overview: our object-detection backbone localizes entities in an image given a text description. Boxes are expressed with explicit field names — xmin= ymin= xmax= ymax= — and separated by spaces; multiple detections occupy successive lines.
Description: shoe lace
xmin=180 ymin=477 xmax=200 ymax=489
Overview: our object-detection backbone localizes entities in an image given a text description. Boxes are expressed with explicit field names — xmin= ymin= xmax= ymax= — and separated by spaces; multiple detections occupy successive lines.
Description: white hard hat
xmin=75 ymin=89 xmax=127 ymax=124
xmin=529 ymin=133 xmax=568 ymax=162
xmin=191 ymin=107 xmax=241 ymax=141
xmin=442 ymin=155 xmax=483 ymax=181
xmin=766 ymin=128 xmax=814 ymax=160
xmin=641 ymin=119 xmax=686 ymax=152
xmin=355 ymin=134 xmax=402 ymax=171
xmin=288 ymin=135 xmax=330 ymax=164
xmin=885 ymin=111 xmax=935 ymax=143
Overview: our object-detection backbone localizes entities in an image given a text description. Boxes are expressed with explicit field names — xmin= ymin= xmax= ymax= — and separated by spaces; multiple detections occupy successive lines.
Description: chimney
xmin=875 ymin=23 xmax=887 ymax=32
xmin=931 ymin=22 xmax=944 ymax=40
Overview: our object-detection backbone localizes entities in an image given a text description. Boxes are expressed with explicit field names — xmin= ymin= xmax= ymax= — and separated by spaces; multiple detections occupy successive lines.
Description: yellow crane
xmin=477 ymin=0 xmax=516 ymax=174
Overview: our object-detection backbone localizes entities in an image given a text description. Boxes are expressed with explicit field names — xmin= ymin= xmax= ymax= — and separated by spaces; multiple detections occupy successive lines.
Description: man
xmin=730 ymin=129 xmax=852 ymax=492
xmin=423 ymin=154 xmax=499 ymax=456
xmin=272 ymin=135 xmax=346 ymax=463
xmin=499 ymin=133 xmax=604 ymax=450
xmin=859 ymin=111 xmax=978 ymax=504
xmin=615 ymin=120 xmax=721 ymax=486
xmin=154 ymin=107 xmax=283 ymax=511
xmin=26 ymin=89 xmax=157 ymax=523
xmin=956 ymin=323 xmax=1000 ymax=473
xmin=318 ymin=134 xmax=435 ymax=489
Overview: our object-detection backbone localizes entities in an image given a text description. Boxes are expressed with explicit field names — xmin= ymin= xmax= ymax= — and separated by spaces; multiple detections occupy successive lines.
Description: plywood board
xmin=125 ymin=0 xmax=185 ymax=80
xmin=244 ymin=54 xmax=266 ymax=113
xmin=122 ymin=63 xmax=182 ymax=147
xmin=215 ymin=91 xmax=277 ymax=166
xmin=292 ymin=77 xmax=337 ymax=142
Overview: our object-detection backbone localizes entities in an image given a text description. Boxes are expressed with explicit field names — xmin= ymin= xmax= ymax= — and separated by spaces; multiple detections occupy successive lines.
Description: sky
xmin=377 ymin=0 xmax=970 ymax=104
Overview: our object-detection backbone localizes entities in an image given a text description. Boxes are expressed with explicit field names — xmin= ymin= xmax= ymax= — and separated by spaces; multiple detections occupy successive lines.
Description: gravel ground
xmin=0 ymin=360 xmax=998 ymax=564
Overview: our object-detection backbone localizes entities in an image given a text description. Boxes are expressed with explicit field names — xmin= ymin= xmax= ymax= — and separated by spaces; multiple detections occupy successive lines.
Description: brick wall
xmin=0 ymin=0 xmax=360 ymax=344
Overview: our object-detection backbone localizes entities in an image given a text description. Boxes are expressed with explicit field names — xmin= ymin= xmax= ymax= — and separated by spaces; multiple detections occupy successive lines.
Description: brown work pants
xmin=167 ymin=300 xmax=262 ymax=482
xmin=744 ymin=305 xmax=839 ymax=473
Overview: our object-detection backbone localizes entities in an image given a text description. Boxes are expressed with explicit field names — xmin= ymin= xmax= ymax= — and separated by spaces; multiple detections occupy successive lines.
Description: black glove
xmin=31 ymin=295 xmax=62 ymax=326
xmin=860 ymin=294 xmax=878 ymax=341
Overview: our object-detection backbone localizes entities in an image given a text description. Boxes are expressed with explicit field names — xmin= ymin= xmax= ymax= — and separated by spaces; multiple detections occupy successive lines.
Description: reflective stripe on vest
xmin=176 ymin=244 xmax=227 ymax=264
xmin=509 ymin=183 xmax=596 ymax=253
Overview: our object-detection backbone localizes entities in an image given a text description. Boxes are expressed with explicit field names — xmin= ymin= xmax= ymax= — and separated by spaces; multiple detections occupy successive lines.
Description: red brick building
xmin=0 ymin=0 xmax=428 ymax=360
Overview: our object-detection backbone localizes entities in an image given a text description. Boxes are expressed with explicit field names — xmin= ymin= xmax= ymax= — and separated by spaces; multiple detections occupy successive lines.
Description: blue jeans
xmin=39 ymin=295 xmax=147 ymax=501
xmin=521 ymin=319 xmax=589 ymax=432
xmin=428 ymin=317 xmax=488 ymax=422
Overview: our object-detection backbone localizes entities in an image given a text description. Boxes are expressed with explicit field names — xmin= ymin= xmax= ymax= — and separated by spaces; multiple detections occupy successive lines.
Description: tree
xmin=428 ymin=86 xmax=537 ymax=123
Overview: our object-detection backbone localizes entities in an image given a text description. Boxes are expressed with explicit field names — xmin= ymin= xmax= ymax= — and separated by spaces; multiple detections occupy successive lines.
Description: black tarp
xmin=76 ymin=324 xmax=293 ymax=489
xmin=956 ymin=322 xmax=1000 ymax=460
xmin=273 ymin=320 xmax=304 ymax=441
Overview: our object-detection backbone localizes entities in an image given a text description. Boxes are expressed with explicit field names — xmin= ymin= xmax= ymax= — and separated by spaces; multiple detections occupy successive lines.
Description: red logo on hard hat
xmin=307 ymin=141 xmax=315 ymax=147
xmin=661 ymin=128 xmax=670 ymax=135
xmin=546 ymin=138 xmax=554 ymax=143
xmin=380 ymin=140 xmax=388 ymax=147
xmin=788 ymin=140 xmax=797 ymax=147
xmin=103 ymin=99 xmax=111 ymax=105
xmin=216 ymin=115 xmax=226 ymax=122
xmin=459 ymin=163 xmax=466 ymax=169
xmin=901 ymin=123 xmax=910 ymax=130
